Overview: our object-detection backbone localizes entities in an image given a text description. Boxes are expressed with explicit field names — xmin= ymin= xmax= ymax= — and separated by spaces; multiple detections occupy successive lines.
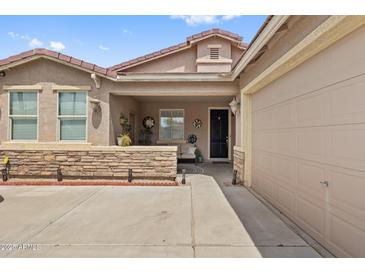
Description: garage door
xmin=251 ymin=26 xmax=365 ymax=257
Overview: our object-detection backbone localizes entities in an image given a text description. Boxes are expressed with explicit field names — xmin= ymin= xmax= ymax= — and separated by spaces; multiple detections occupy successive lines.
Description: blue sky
xmin=0 ymin=16 xmax=267 ymax=68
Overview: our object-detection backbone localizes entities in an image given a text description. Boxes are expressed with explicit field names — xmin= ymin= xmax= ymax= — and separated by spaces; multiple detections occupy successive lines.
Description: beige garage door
xmin=251 ymin=26 xmax=365 ymax=257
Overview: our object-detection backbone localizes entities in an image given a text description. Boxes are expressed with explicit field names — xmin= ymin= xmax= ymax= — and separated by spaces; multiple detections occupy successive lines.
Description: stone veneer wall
xmin=233 ymin=146 xmax=245 ymax=184
xmin=0 ymin=144 xmax=177 ymax=180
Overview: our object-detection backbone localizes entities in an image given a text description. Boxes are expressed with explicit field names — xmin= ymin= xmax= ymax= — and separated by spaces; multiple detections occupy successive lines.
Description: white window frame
xmin=8 ymin=90 xmax=39 ymax=142
xmin=57 ymin=90 xmax=88 ymax=142
xmin=159 ymin=109 xmax=185 ymax=142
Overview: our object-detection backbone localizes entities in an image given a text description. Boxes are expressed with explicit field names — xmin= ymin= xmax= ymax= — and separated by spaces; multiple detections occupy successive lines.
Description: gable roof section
xmin=109 ymin=28 xmax=248 ymax=73
xmin=0 ymin=48 xmax=117 ymax=79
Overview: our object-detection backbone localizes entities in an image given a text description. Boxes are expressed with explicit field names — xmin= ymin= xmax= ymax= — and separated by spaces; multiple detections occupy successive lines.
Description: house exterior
xmin=1 ymin=16 xmax=365 ymax=257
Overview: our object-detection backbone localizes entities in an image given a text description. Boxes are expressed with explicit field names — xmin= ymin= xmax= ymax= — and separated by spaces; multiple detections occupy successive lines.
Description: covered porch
xmin=110 ymin=94 xmax=239 ymax=163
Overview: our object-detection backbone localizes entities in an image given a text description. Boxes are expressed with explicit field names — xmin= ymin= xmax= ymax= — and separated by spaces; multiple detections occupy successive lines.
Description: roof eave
xmin=0 ymin=55 xmax=117 ymax=81
xmin=116 ymin=72 xmax=233 ymax=82
xmin=231 ymin=15 xmax=290 ymax=80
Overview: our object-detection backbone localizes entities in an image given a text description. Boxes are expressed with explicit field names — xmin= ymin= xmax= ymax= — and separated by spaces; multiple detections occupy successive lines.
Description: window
xmin=58 ymin=92 xmax=87 ymax=141
xmin=9 ymin=91 xmax=38 ymax=140
xmin=159 ymin=109 xmax=184 ymax=141
xmin=209 ymin=48 xmax=220 ymax=60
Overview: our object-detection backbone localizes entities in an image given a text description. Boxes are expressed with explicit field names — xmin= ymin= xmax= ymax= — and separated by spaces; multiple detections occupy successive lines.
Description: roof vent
xmin=210 ymin=48 xmax=219 ymax=60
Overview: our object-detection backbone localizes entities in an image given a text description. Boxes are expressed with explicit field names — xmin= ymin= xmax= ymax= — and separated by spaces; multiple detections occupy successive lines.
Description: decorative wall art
xmin=143 ymin=116 xmax=155 ymax=129
xmin=192 ymin=118 xmax=202 ymax=128
xmin=187 ymin=134 xmax=197 ymax=144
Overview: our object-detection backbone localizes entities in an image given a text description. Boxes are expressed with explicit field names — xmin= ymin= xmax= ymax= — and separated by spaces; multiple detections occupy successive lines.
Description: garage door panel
xmin=257 ymin=172 xmax=276 ymax=203
xmin=327 ymin=213 xmax=365 ymax=257
xmin=328 ymin=168 xmax=365 ymax=220
xmin=271 ymin=154 xmax=297 ymax=186
xmin=297 ymin=161 xmax=326 ymax=200
xmin=328 ymin=124 xmax=365 ymax=172
xmin=276 ymin=184 xmax=295 ymax=217
xmin=253 ymin=108 xmax=274 ymax=130
xmin=328 ymin=76 xmax=365 ymax=125
xmin=253 ymin=150 xmax=273 ymax=176
xmin=253 ymin=131 xmax=273 ymax=151
xmin=297 ymin=128 xmax=326 ymax=162
xmin=252 ymin=88 xmax=275 ymax=112
xmin=297 ymin=92 xmax=327 ymax=127
xmin=272 ymin=102 xmax=297 ymax=129
xmin=272 ymin=130 xmax=298 ymax=155
xmin=296 ymin=195 xmax=326 ymax=241
xmin=252 ymin=166 xmax=262 ymax=192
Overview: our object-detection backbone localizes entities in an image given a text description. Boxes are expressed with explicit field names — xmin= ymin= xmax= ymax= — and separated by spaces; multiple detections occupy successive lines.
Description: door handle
xmin=319 ymin=181 xmax=329 ymax=187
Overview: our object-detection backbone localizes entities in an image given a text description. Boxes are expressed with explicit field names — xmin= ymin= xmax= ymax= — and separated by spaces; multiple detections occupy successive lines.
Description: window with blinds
xmin=209 ymin=48 xmax=220 ymax=60
xmin=58 ymin=92 xmax=87 ymax=141
xmin=159 ymin=109 xmax=184 ymax=141
xmin=9 ymin=91 xmax=38 ymax=140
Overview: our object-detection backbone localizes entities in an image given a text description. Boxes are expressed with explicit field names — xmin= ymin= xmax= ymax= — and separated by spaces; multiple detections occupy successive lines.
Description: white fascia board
xmin=231 ymin=16 xmax=290 ymax=80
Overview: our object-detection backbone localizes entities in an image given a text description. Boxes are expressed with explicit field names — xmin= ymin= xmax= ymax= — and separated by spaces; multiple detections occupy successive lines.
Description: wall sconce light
xmin=0 ymin=71 xmax=6 ymax=78
xmin=229 ymin=97 xmax=240 ymax=115
xmin=89 ymin=98 xmax=101 ymax=112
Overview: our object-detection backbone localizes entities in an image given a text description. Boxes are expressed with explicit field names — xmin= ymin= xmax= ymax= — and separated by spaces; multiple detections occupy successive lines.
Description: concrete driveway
xmin=0 ymin=175 xmax=262 ymax=258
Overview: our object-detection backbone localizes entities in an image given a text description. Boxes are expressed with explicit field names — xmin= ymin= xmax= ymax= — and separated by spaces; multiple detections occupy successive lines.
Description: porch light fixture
xmin=89 ymin=98 xmax=101 ymax=112
xmin=0 ymin=71 xmax=6 ymax=78
xmin=229 ymin=97 xmax=240 ymax=115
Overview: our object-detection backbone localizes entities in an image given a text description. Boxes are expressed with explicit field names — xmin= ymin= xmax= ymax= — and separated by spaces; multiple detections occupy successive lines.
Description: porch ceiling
xmin=125 ymin=95 xmax=233 ymax=103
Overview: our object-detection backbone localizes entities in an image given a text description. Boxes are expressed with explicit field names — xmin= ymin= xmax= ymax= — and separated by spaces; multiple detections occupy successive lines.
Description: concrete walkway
xmin=198 ymin=163 xmax=322 ymax=258
xmin=0 ymin=175 xmax=261 ymax=258
xmin=0 ymin=165 xmax=322 ymax=258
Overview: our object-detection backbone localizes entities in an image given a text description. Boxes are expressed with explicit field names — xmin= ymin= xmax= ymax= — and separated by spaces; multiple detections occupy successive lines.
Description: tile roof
xmin=0 ymin=48 xmax=117 ymax=78
xmin=0 ymin=26 xmax=269 ymax=79
xmin=108 ymin=28 xmax=248 ymax=72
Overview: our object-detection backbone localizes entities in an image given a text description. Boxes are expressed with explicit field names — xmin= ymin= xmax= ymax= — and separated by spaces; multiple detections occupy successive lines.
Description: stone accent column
xmin=233 ymin=146 xmax=245 ymax=184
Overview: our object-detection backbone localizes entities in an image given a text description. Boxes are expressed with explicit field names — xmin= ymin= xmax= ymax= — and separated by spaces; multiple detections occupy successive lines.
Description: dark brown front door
xmin=210 ymin=109 xmax=229 ymax=159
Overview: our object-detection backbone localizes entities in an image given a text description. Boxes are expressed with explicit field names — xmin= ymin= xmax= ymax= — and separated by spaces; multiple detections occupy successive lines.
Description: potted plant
xmin=117 ymin=112 xmax=132 ymax=146
xmin=118 ymin=133 xmax=132 ymax=146
xmin=195 ymin=147 xmax=204 ymax=163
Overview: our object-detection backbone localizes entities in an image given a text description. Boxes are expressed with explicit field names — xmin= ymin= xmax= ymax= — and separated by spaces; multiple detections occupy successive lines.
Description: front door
xmin=210 ymin=109 xmax=229 ymax=159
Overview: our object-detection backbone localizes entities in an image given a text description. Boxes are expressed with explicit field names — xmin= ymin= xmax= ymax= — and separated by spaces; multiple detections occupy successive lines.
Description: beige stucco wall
xmin=122 ymin=37 xmax=244 ymax=74
xmin=109 ymin=95 xmax=140 ymax=145
xmin=0 ymin=58 xmax=240 ymax=149
xmin=124 ymin=47 xmax=197 ymax=73
xmin=231 ymin=46 xmax=243 ymax=66
xmin=0 ymin=58 xmax=111 ymax=146
xmin=138 ymin=100 xmax=236 ymax=160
